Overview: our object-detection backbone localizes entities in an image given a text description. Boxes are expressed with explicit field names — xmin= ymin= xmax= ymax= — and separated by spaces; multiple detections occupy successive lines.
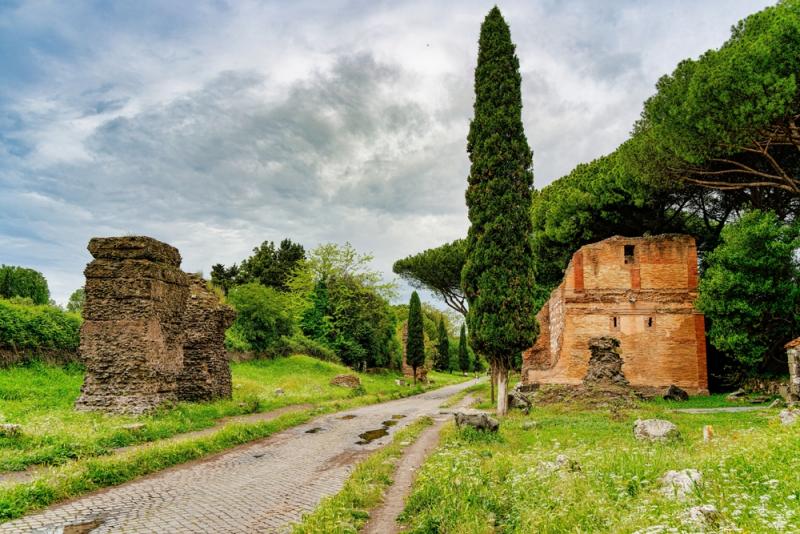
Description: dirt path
xmin=0 ymin=379 xmax=480 ymax=534
xmin=362 ymin=395 xmax=475 ymax=534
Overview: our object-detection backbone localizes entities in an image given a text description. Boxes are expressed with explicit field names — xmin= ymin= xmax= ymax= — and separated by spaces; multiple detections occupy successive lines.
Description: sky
xmin=0 ymin=0 xmax=776 ymax=306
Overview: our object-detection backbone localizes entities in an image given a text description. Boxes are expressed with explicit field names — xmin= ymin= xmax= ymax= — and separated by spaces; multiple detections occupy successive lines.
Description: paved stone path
xmin=0 ymin=379 xmax=480 ymax=534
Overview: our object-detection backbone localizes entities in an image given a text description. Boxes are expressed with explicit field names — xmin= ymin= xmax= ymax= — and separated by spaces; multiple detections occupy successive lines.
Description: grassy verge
xmin=0 ymin=356 xmax=465 ymax=473
xmin=292 ymin=416 xmax=434 ymax=534
xmin=0 ymin=410 xmax=311 ymax=521
xmin=400 ymin=395 xmax=799 ymax=533
xmin=439 ymin=381 xmax=485 ymax=409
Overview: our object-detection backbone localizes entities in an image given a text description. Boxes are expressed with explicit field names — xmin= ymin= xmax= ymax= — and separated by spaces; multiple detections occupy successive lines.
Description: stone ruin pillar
xmin=583 ymin=336 xmax=629 ymax=387
xmin=177 ymin=275 xmax=236 ymax=401
xmin=787 ymin=338 xmax=800 ymax=404
xmin=76 ymin=237 xmax=190 ymax=414
xmin=75 ymin=236 xmax=236 ymax=414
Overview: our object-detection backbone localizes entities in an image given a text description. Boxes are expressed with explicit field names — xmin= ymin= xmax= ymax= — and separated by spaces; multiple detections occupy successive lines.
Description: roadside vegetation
xmin=292 ymin=416 xmax=434 ymax=534
xmin=0 ymin=356 xmax=466 ymax=474
xmin=401 ymin=385 xmax=799 ymax=533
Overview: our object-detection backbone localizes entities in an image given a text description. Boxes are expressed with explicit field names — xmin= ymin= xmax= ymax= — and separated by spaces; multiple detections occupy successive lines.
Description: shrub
xmin=267 ymin=334 xmax=340 ymax=363
xmin=0 ymin=299 xmax=81 ymax=352
xmin=226 ymin=283 xmax=294 ymax=354
xmin=697 ymin=210 xmax=800 ymax=376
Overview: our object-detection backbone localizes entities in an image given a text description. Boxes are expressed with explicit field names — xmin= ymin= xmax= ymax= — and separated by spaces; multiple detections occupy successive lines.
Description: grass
xmin=0 ymin=356 xmax=465 ymax=474
xmin=292 ymin=416 xmax=434 ymax=533
xmin=0 ymin=357 xmax=467 ymax=522
xmin=399 ymin=382 xmax=800 ymax=533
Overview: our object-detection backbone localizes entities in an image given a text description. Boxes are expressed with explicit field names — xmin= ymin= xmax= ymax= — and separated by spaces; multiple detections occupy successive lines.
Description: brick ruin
xmin=75 ymin=237 xmax=236 ymax=414
xmin=786 ymin=338 xmax=800 ymax=404
xmin=522 ymin=235 xmax=709 ymax=394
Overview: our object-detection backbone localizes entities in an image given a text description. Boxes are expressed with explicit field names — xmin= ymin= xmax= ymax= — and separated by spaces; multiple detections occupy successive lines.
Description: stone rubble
xmin=779 ymin=408 xmax=798 ymax=425
xmin=453 ymin=409 xmax=499 ymax=432
xmin=661 ymin=469 xmax=702 ymax=499
xmin=634 ymin=419 xmax=681 ymax=441
xmin=330 ymin=374 xmax=361 ymax=388
xmin=583 ymin=337 xmax=629 ymax=387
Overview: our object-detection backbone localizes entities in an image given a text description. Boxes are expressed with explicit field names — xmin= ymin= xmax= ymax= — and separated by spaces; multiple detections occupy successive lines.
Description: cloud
xmin=0 ymin=0 xmax=776 ymax=305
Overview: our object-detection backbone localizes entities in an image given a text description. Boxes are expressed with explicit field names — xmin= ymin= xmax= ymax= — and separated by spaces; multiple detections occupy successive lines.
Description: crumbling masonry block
xmin=75 ymin=236 xmax=235 ymax=414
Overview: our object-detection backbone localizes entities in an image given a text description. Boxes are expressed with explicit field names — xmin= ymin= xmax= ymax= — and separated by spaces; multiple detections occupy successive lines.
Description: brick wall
xmin=523 ymin=235 xmax=708 ymax=394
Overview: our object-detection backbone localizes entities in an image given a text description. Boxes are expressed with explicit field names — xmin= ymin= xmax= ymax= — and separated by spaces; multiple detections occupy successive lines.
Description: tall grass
xmin=401 ymin=383 xmax=799 ymax=533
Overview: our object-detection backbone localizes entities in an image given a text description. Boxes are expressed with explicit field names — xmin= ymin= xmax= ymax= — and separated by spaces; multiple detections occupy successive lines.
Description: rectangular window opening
xmin=647 ymin=317 xmax=654 ymax=328
xmin=611 ymin=316 xmax=619 ymax=330
xmin=624 ymin=245 xmax=635 ymax=264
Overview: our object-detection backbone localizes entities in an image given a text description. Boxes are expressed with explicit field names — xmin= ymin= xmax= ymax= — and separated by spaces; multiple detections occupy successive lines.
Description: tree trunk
xmin=412 ymin=366 xmax=417 ymax=385
xmin=490 ymin=360 xmax=496 ymax=404
xmin=496 ymin=362 xmax=509 ymax=416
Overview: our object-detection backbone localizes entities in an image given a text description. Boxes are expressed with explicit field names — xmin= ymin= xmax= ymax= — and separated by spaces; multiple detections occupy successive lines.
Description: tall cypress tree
xmin=458 ymin=323 xmax=470 ymax=374
xmin=462 ymin=7 xmax=538 ymax=415
xmin=436 ymin=317 xmax=450 ymax=371
xmin=406 ymin=291 xmax=426 ymax=384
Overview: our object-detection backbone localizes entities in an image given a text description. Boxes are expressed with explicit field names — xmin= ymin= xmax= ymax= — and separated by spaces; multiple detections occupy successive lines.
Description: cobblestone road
xmin=1 ymin=379 xmax=479 ymax=534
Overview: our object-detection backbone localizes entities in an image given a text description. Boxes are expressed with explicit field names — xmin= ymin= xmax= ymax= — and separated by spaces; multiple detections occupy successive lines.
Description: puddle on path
xmin=356 ymin=415 xmax=408 ymax=445
xmin=357 ymin=428 xmax=389 ymax=445
xmin=305 ymin=427 xmax=324 ymax=434
xmin=340 ymin=415 xmax=357 ymax=420
xmin=63 ymin=518 xmax=104 ymax=533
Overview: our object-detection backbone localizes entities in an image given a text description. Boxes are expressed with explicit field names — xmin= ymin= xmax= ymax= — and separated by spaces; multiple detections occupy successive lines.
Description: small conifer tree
xmin=405 ymin=291 xmax=425 ymax=384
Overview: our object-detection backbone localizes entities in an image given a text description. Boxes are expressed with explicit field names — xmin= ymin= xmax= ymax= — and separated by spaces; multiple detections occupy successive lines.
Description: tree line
xmin=395 ymin=2 xmax=800 ymax=409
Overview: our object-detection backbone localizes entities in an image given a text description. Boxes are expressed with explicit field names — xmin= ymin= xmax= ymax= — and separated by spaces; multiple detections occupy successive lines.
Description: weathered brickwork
xmin=523 ymin=235 xmax=709 ymax=394
xmin=786 ymin=338 xmax=800 ymax=403
xmin=76 ymin=237 xmax=235 ymax=414
xmin=177 ymin=275 xmax=236 ymax=402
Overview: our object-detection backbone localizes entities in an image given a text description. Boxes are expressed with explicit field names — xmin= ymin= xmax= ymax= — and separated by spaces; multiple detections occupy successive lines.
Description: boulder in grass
xmin=122 ymin=423 xmax=146 ymax=432
xmin=0 ymin=424 xmax=21 ymax=437
xmin=661 ymin=469 xmax=702 ymax=499
xmin=273 ymin=388 xmax=285 ymax=397
xmin=685 ymin=504 xmax=719 ymax=527
xmin=663 ymin=385 xmax=689 ymax=401
xmin=779 ymin=408 xmax=798 ymax=425
xmin=634 ymin=419 xmax=680 ymax=441
xmin=454 ymin=409 xmax=499 ymax=432
xmin=330 ymin=374 xmax=361 ymax=388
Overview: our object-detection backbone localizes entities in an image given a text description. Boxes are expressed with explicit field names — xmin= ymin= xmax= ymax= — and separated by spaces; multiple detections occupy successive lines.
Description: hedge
xmin=0 ymin=299 xmax=81 ymax=353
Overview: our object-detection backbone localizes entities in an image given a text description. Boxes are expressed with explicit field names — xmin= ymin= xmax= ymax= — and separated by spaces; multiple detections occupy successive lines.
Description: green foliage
xmin=434 ymin=317 xmax=450 ymax=371
xmin=393 ymin=239 xmax=468 ymax=316
xmin=211 ymin=238 xmax=305 ymax=294
xmin=696 ymin=210 xmax=800 ymax=375
xmin=462 ymin=8 xmax=538 ymax=369
xmin=458 ymin=324 xmax=470 ymax=373
xmin=0 ymin=266 xmax=50 ymax=305
xmin=66 ymin=288 xmax=84 ymax=314
xmin=294 ymin=244 xmax=399 ymax=370
xmin=406 ymin=292 xmax=425 ymax=379
xmin=265 ymin=334 xmax=340 ymax=363
xmin=209 ymin=263 xmax=240 ymax=295
xmin=631 ymin=0 xmax=800 ymax=195
xmin=0 ymin=299 xmax=81 ymax=352
xmin=226 ymin=283 xmax=295 ymax=353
